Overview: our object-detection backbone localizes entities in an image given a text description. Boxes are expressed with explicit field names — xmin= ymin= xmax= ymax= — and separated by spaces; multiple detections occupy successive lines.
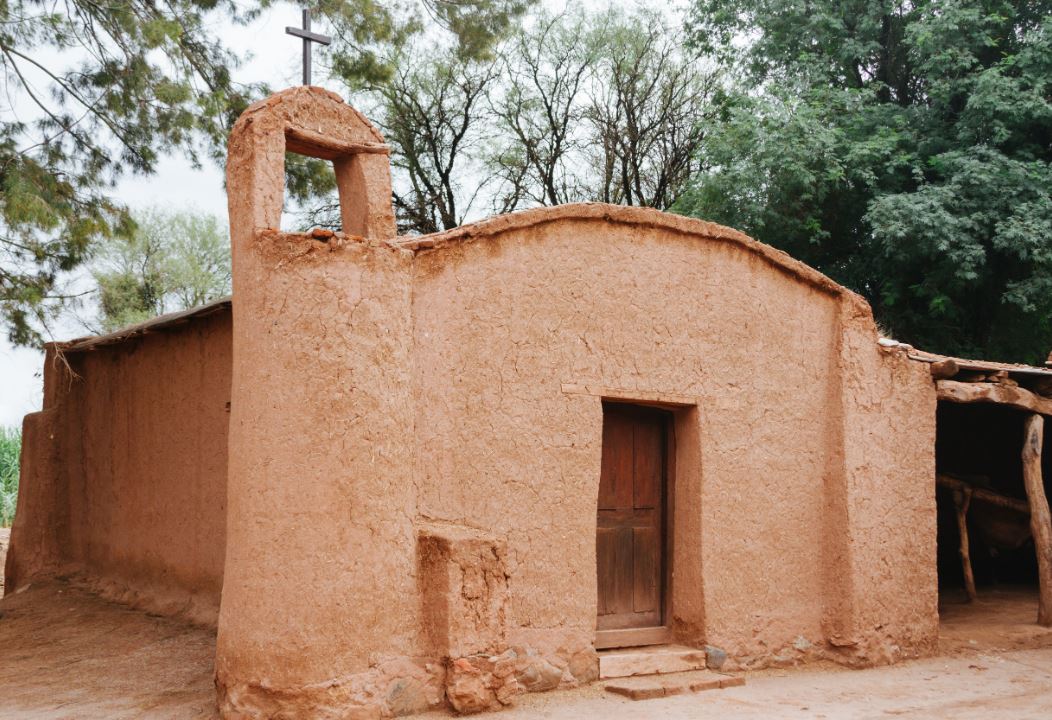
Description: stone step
xmin=604 ymin=670 xmax=745 ymax=701
xmin=598 ymin=645 xmax=708 ymax=679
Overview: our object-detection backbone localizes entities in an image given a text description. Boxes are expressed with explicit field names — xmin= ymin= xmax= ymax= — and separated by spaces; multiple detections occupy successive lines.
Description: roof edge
xmin=392 ymin=203 xmax=858 ymax=302
xmin=51 ymin=297 xmax=232 ymax=354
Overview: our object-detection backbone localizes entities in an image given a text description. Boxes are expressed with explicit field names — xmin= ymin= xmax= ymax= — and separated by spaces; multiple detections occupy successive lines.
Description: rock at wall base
xmin=704 ymin=644 xmax=727 ymax=670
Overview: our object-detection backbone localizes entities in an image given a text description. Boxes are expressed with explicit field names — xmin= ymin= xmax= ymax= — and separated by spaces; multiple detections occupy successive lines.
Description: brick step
xmin=604 ymin=670 xmax=745 ymax=700
xmin=598 ymin=645 xmax=708 ymax=679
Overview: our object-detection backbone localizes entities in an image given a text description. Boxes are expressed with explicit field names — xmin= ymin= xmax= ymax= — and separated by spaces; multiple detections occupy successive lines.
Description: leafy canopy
xmin=91 ymin=208 xmax=231 ymax=333
xmin=678 ymin=0 xmax=1052 ymax=363
xmin=300 ymin=7 xmax=718 ymax=234
xmin=0 ymin=0 xmax=260 ymax=345
xmin=0 ymin=0 xmax=528 ymax=345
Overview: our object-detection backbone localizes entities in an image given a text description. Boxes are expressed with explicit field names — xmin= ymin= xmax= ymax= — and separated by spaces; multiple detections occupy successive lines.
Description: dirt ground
xmin=0 ymin=582 xmax=1050 ymax=719
xmin=0 ymin=582 xmax=217 ymax=719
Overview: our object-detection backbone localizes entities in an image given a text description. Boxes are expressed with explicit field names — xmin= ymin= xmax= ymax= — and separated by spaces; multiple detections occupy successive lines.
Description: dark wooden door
xmin=596 ymin=402 xmax=669 ymax=645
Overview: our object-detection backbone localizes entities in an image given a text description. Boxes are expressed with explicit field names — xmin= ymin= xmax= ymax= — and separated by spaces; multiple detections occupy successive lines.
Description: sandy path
xmin=0 ymin=583 xmax=217 ymax=719
xmin=1 ymin=582 xmax=1051 ymax=718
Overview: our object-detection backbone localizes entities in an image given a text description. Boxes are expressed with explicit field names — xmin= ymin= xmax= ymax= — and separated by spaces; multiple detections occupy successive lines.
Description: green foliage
xmin=0 ymin=1 xmax=532 ymax=338
xmin=0 ymin=0 xmax=259 ymax=346
xmin=0 ymin=426 xmax=20 ymax=527
xmin=678 ymin=0 xmax=1052 ymax=363
xmin=302 ymin=0 xmax=530 ymax=90
xmin=92 ymin=209 xmax=231 ymax=332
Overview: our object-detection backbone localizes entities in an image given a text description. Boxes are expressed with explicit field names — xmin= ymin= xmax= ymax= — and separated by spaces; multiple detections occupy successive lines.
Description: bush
xmin=0 ymin=427 xmax=20 ymax=527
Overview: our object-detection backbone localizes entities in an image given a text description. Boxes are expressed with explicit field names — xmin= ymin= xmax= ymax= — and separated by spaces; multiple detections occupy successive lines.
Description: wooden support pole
xmin=937 ymin=474 xmax=1030 ymax=514
xmin=1021 ymin=413 xmax=1052 ymax=626
xmin=953 ymin=488 xmax=978 ymax=602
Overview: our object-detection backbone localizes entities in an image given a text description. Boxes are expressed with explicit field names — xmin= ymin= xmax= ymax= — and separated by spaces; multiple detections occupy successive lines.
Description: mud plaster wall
xmin=409 ymin=215 xmax=938 ymax=669
xmin=6 ymin=312 xmax=231 ymax=624
xmin=216 ymin=89 xmax=938 ymax=717
xmin=216 ymin=212 xmax=940 ymax=718
xmin=835 ymin=318 xmax=939 ymax=663
xmin=218 ymin=89 xmax=415 ymax=717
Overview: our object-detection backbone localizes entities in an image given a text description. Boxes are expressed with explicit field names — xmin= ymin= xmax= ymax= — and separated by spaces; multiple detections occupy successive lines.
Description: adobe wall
xmin=5 ymin=311 xmax=232 ymax=625
xmin=406 ymin=206 xmax=939 ymax=672
xmin=218 ymin=201 xmax=937 ymax=720
xmin=217 ymin=89 xmax=937 ymax=718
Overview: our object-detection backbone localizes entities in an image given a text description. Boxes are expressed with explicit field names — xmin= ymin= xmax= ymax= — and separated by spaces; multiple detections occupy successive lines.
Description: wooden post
xmin=938 ymin=474 xmax=1031 ymax=514
xmin=1022 ymin=413 xmax=1052 ymax=626
xmin=953 ymin=488 xmax=977 ymax=602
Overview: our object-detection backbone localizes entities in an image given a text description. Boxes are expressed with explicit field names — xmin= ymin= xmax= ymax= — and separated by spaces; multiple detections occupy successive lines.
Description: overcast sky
xmin=0 ymin=0 xmax=680 ymax=426
xmin=0 ymin=2 xmax=308 ymax=425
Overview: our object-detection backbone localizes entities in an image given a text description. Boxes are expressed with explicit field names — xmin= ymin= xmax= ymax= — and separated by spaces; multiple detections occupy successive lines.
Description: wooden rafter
xmin=937 ymin=474 xmax=1030 ymax=514
xmin=936 ymin=380 xmax=1052 ymax=416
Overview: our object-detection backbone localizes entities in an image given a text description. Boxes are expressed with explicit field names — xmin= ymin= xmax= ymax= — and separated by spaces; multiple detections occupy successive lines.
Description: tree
xmin=584 ymin=12 xmax=717 ymax=210
xmin=371 ymin=49 xmax=500 ymax=233
xmin=488 ymin=11 xmax=599 ymax=209
xmin=1 ymin=1 xmax=529 ymax=344
xmin=284 ymin=0 xmax=531 ymax=233
xmin=0 ymin=0 xmax=258 ymax=345
xmin=678 ymin=0 xmax=1052 ymax=364
xmin=314 ymin=7 xmax=720 ymax=233
xmin=91 ymin=209 xmax=230 ymax=332
xmin=488 ymin=9 xmax=720 ymax=213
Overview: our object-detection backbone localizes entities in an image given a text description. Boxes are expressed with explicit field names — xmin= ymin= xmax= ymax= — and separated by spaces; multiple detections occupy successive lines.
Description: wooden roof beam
xmin=937 ymin=379 xmax=1052 ymax=416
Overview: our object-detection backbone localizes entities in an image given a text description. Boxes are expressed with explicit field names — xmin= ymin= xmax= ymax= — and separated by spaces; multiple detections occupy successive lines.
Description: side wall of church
xmin=5 ymin=311 xmax=232 ymax=625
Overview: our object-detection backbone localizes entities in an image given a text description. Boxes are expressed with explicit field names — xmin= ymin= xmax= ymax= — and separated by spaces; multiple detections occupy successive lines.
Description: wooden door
xmin=596 ymin=402 xmax=670 ymax=647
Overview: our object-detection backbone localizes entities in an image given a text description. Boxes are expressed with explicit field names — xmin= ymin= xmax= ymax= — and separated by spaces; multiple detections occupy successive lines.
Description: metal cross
xmin=286 ymin=8 xmax=331 ymax=86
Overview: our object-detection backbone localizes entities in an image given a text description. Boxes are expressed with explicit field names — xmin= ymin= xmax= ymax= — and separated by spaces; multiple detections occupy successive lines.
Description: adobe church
xmin=7 ymin=87 xmax=1052 ymax=718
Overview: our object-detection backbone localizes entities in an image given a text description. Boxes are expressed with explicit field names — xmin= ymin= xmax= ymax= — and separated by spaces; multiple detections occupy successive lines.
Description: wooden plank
xmin=612 ymin=527 xmax=634 ymax=615
xmin=596 ymin=527 xmax=616 ymax=616
xmin=953 ymin=488 xmax=977 ymax=602
xmin=633 ymin=416 xmax=662 ymax=509
xmin=633 ymin=526 xmax=659 ymax=613
xmin=937 ymin=474 xmax=1030 ymax=514
xmin=937 ymin=380 xmax=1052 ymax=416
xmin=600 ymin=408 xmax=634 ymax=511
xmin=599 ymin=411 xmax=631 ymax=510
xmin=1021 ymin=414 xmax=1052 ymax=626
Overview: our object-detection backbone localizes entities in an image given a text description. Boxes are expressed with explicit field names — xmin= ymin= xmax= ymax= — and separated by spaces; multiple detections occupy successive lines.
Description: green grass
xmin=0 ymin=426 xmax=20 ymax=527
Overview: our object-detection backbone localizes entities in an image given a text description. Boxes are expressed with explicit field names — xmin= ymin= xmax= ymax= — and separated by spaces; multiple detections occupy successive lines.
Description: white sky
xmin=0 ymin=0 xmax=680 ymax=427
xmin=0 ymin=3 xmax=304 ymax=426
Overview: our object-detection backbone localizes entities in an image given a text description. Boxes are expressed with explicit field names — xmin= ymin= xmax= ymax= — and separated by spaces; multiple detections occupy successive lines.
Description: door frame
xmin=595 ymin=400 xmax=677 ymax=650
